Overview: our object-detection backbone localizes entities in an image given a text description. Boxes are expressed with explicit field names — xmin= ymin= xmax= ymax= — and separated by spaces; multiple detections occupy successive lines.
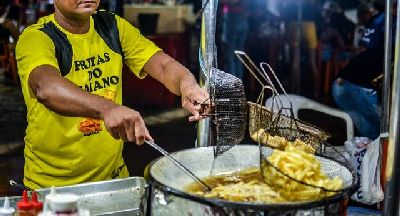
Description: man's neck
xmin=54 ymin=12 xmax=91 ymax=34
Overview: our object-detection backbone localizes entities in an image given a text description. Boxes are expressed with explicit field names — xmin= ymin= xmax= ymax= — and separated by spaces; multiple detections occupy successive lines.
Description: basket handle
xmin=234 ymin=50 xmax=279 ymax=96
xmin=260 ymin=62 xmax=294 ymax=112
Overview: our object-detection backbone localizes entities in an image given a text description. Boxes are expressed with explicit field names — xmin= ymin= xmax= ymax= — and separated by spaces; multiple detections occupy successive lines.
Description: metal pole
xmin=383 ymin=0 xmax=400 ymax=214
xmin=197 ymin=0 xmax=218 ymax=147
xmin=295 ymin=0 xmax=302 ymax=93
xmin=381 ymin=0 xmax=393 ymax=133
xmin=380 ymin=0 xmax=393 ymax=207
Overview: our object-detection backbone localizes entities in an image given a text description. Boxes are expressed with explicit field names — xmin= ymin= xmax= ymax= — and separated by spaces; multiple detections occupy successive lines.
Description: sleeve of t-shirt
xmin=16 ymin=28 xmax=60 ymax=97
xmin=116 ymin=15 xmax=162 ymax=79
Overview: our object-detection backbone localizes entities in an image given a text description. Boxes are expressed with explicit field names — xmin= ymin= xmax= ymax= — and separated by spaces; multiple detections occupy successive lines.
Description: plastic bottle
xmin=0 ymin=197 xmax=15 ymax=216
xmin=31 ymin=191 xmax=43 ymax=215
xmin=48 ymin=194 xmax=79 ymax=216
xmin=17 ymin=190 xmax=35 ymax=216
xmin=45 ymin=187 xmax=56 ymax=204
xmin=39 ymin=191 xmax=89 ymax=216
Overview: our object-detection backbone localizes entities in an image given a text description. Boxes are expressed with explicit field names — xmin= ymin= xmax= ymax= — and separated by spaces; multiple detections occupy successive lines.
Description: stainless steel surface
xmin=384 ymin=0 xmax=400 ymax=213
xmin=197 ymin=0 xmax=218 ymax=148
xmin=35 ymin=177 xmax=148 ymax=216
xmin=149 ymin=145 xmax=354 ymax=215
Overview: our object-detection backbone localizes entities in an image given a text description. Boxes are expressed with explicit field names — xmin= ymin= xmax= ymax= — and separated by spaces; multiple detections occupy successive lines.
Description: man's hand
xmin=181 ymin=84 xmax=210 ymax=121
xmin=143 ymin=51 xmax=211 ymax=121
xmin=102 ymin=105 xmax=152 ymax=145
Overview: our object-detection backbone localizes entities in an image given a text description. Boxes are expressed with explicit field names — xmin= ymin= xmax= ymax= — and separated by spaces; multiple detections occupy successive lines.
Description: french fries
xmin=204 ymin=181 xmax=287 ymax=203
xmin=263 ymin=145 xmax=343 ymax=201
xmin=251 ymin=129 xmax=316 ymax=154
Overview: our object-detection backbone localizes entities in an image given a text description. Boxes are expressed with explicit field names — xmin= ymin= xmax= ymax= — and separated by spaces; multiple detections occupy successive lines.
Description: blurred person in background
xmin=319 ymin=1 xmax=355 ymax=62
xmin=281 ymin=0 xmax=320 ymax=98
xmin=19 ymin=0 xmax=39 ymax=27
xmin=220 ymin=0 xmax=249 ymax=81
xmin=0 ymin=0 xmax=21 ymax=42
xmin=331 ymin=1 xmax=389 ymax=140
xmin=353 ymin=3 xmax=372 ymax=51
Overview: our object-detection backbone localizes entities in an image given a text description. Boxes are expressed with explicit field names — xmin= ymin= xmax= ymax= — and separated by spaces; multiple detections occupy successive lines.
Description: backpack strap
xmin=92 ymin=10 xmax=124 ymax=58
xmin=40 ymin=22 xmax=72 ymax=76
xmin=39 ymin=10 xmax=123 ymax=77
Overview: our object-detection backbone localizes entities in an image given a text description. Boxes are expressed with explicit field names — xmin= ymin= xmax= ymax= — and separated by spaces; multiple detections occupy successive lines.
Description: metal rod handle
xmin=145 ymin=141 xmax=211 ymax=191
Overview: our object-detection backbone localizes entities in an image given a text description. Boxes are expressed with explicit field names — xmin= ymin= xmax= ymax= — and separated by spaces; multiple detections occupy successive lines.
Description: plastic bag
xmin=344 ymin=137 xmax=371 ymax=203
xmin=360 ymin=137 xmax=384 ymax=204
xmin=344 ymin=137 xmax=383 ymax=204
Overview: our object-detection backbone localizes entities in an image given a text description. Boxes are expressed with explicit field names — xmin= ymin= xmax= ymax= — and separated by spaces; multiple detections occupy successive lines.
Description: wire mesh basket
xmin=259 ymin=124 xmax=353 ymax=202
xmin=201 ymin=67 xmax=248 ymax=157
xmin=234 ymin=51 xmax=330 ymax=150
xmin=262 ymin=155 xmax=352 ymax=202
xmin=234 ymin=51 xmax=355 ymax=204
xmin=249 ymin=101 xmax=330 ymax=152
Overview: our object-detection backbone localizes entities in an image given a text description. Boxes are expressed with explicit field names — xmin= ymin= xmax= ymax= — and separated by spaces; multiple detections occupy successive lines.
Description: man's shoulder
xmin=20 ymin=15 xmax=55 ymax=38
xmin=17 ymin=16 xmax=56 ymax=52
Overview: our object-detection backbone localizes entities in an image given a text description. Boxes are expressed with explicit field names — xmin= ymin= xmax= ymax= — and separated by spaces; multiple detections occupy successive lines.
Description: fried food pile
xmin=263 ymin=144 xmax=343 ymax=201
xmin=250 ymin=128 xmax=316 ymax=154
xmin=186 ymin=138 xmax=344 ymax=203
xmin=204 ymin=180 xmax=286 ymax=203
xmin=188 ymin=167 xmax=286 ymax=203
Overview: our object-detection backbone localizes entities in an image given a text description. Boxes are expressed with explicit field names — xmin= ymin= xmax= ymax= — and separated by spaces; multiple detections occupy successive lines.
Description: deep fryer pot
xmin=148 ymin=145 xmax=357 ymax=216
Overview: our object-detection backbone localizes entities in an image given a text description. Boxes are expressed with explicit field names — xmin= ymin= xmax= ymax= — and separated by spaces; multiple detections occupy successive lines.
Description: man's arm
xmin=28 ymin=65 xmax=150 ymax=144
xmin=143 ymin=51 xmax=209 ymax=121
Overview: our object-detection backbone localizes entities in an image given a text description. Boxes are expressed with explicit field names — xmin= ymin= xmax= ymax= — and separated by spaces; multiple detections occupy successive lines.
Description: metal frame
xmin=197 ymin=0 xmax=218 ymax=147
xmin=383 ymin=0 xmax=400 ymax=212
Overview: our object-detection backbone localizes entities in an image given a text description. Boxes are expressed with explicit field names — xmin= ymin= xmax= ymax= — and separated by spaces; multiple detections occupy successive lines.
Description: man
xmin=0 ymin=0 xmax=20 ymax=42
xmin=281 ymin=0 xmax=320 ymax=98
xmin=16 ymin=0 xmax=209 ymax=189
xmin=332 ymin=1 xmax=387 ymax=140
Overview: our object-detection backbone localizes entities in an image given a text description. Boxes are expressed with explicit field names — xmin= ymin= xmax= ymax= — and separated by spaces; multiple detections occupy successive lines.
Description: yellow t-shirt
xmin=16 ymin=12 xmax=161 ymax=189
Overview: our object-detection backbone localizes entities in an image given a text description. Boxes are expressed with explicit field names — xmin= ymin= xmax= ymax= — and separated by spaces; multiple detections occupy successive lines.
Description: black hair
xmin=357 ymin=3 xmax=370 ymax=16
xmin=373 ymin=0 xmax=385 ymax=12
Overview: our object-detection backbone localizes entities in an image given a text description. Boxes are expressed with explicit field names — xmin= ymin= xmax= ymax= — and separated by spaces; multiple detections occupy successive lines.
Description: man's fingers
xmin=145 ymin=128 xmax=153 ymax=142
xmin=119 ymin=127 xmax=128 ymax=142
xmin=125 ymin=120 xmax=135 ymax=142
xmin=107 ymin=126 xmax=120 ymax=140
xmin=134 ymin=119 xmax=147 ymax=145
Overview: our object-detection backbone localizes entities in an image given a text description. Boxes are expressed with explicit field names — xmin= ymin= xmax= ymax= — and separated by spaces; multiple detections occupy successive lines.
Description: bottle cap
xmin=17 ymin=190 xmax=33 ymax=211
xmin=31 ymin=191 xmax=43 ymax=211
xmin=0 ymin=197 xmax=15 ymax=216
xmin=47 ymin=194 xmax=79 ymax=212
xmin=45 ymin=186 xmax=56 ymax=203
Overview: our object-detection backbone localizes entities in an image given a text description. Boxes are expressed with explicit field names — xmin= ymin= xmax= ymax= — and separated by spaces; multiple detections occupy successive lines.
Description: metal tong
xmin=9 ymin=180 xmax=43 ymax=199
xmin=145 ymin=140 xmax=211 ymax=191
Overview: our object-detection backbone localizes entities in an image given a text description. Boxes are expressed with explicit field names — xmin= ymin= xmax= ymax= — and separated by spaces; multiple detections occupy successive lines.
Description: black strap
xmin=93 ymin=10 xmax=124 ymax=57
xmin=39 ymin=10 xmax=123 ymax=76
xmin=40 ymin=22 xmax=72 ymax=76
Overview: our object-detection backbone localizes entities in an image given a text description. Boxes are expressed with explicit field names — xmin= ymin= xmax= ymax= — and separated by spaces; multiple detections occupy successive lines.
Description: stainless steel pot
xmin=149 ymin=145 xmax=356 ymax=216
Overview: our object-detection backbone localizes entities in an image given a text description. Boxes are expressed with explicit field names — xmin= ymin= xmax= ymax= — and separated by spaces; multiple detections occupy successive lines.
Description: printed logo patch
xmin=78 ymin=90 xmax=117 ymax=136
xmin=79 ymin=118 xmax=103 ymax=136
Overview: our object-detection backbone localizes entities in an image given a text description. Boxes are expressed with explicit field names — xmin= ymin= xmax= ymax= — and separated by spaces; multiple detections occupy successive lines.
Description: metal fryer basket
xmin=248 ymin=101 xmax=330 ymax=147
xmin=208 ymin=67 xmax=248 ymax=156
